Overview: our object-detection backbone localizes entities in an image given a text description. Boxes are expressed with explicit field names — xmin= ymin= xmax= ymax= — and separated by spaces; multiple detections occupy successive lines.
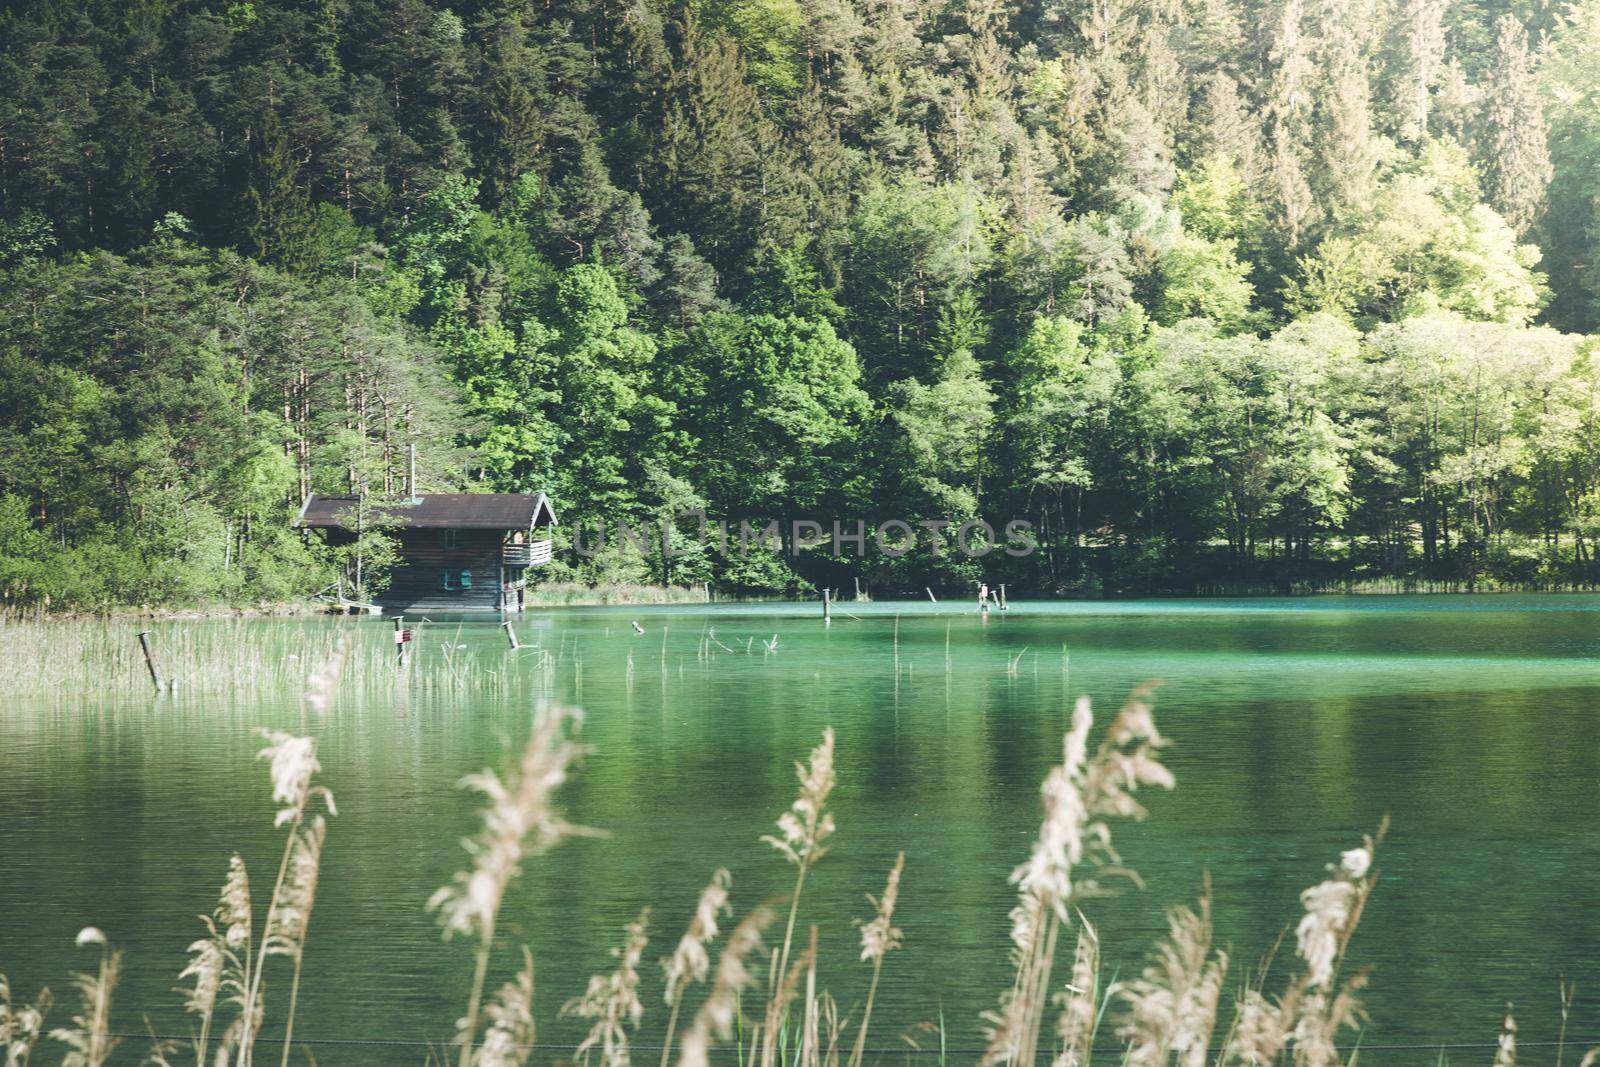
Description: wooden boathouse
xmin=297 ymin=492 xmax=556 ymax=612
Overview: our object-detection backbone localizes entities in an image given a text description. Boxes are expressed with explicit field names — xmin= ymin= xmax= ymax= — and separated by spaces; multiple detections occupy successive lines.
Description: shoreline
xmin=9 ymin=581 xmax=1600 ymax=622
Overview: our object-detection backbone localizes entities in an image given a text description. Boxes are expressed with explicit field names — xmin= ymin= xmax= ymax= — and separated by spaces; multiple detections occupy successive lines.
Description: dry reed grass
xmin=476 ymin=946 xmax=537 ymax=1067
xmin=661 ymin=870 xmax=733 ymax=1067
xmin=848 ymin=853 xmax=903 ymax=1067
xmin=0 ymin=615 xmax=554 ymax=701
xmin=760 ymin=728 xmax=836 ymax=1067
xmin=522 ymin=583 xmax=710 ymax=607
xmin=3 ymin=675 xmax=1598 ymax=1067
xmin=430 ymin=703 xmax=592 ymax=1067
xmin=1 ymin=972 xmax=52 ymax=1067
xmin=982 ymin=684 xmax=1174 ymax=1067
xmin=562 ymin=909 xmax=651 ymax=1066
xmin=49 ymin=930 xmax=118 ymax=1067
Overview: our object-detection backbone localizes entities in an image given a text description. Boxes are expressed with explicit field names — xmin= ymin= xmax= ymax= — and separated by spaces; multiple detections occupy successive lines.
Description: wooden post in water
xmin=393 ymin=616 xmax=407 ymax=667
xmin=999 ymin=584 xmax=1008 ymax=610
xmin=135 ymin=631 xmax=162 ymax=693
xmin=502 ymin=620 xmax=521 ymax=649
xmin=822 ymin=587 xmax=832 ymax=625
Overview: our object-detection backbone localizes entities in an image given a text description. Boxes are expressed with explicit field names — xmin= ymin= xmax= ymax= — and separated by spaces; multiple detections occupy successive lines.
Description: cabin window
xmin=441 ymin=570 xmax=458 ymax=591
xmin=442 ymin=529 xmax=460 ymax=550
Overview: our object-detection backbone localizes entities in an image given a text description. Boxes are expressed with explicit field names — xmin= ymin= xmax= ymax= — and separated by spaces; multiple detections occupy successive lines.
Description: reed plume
xmin=50 ymin=928 xmax=120 ymax=1067
xmin=563 ymin=908 xmax=651 ymax=1067
xmin=678 ymin=905 xmax=777 ymax=1067
xmin=264 ymin=817 xmax=325 ymax=959
xmin=1050 ymin=919 xmax=1099 ymax=1067
xmin=256 ymin=730 xmax=335 ymax=831
xmin=1223 ymin=984 xmax=1302 ymax=1067
xmin=0 ymin=973 xmax=51 ymax=1067
xmin=264 ymin=814 xmax=327 ymax=1067
xmin=475 ymin=947 xmax=536 ymax=1067
xmin=661 ymin=870 xmax=732 ymax=1067
xmin=430 ymin=703 xmax=590 ymax=1067
xmin=761 ymin=728 xmax=835 ymax=1067
xmin=179 ymin=927 xmax=223 ymax=1023
xmin=218 ymin=855 xmax=253 ymax=951
xmin=1494 ymin=1004 xmax=1516 ymax=1067
xmin=176 ymin=915 xmax=227 ymax=1067
xmin=198 ymin=854 xmax=255 ymax=1067
xmin=1294 ymin=846 xmax=1372 ymax=993
xmin=983 ymin=685 xmax=1173 ymax=1067
xmin=1287 ymin=833 xmax=1381 ymax=1067
xmin=1116 ymin=893 xmax=1228 ymax=1067
xmin=848 ymin=853 xmax=904 ymax=1067
xmin=301 ymin=633 xmax=348 ymax=713
xmin=1219 ymin=830 xmax=1382 ymax=1067
xmin=236 ymin=730 xmax=335 ymax=1067
xmin=140 ymin=1034 xmax=183 ymax=1067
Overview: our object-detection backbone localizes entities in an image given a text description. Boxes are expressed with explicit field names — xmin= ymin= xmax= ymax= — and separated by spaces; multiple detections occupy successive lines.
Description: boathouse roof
xmin=297 ymin=493 xmax=557 ymax=530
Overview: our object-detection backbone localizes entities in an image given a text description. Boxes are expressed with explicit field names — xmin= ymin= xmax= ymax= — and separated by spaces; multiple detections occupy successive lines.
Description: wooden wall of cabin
xmin=377 ymin=528 xmax=511 ymax=611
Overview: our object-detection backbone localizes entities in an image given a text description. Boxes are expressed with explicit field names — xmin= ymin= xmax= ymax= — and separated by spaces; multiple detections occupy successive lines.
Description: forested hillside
xmin=4 ymin=0 xmax=1600 ymax=603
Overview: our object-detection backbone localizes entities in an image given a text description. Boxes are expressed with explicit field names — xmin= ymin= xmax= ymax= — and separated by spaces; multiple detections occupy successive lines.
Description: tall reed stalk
xmin=759 ymin=729 xmax=835 ymax=1067
xmin=265 ymin=815 xmax=326 ymax=1067
xmin=0 ymin=973 xmax=51 ymax=1067
xmin=235 ymin=729 xmax=336 ymax=1067
xmin=50 ymin=928 xmax=119 ymax=1067
xmin=678 ymin=906 xmax=777 ymax=1067
xmin=429 ymin=703 xmax=590 ymax=1067
xmin=1051 ymin=919 xmax=1099 ymax=1067
xmin=475 ymin=947 xmax=537 ymax=1067
xmin=662 ymin=870 xmax=733 ymax=1067
xmin=563 ymin=909 xmax=651 ymax=1066
xmin=848 ymin=853 xmax=904 ymax=1067
xmin=799 ymin=928 xmax=820 ymax=1067
xmin=982 ymin=685 xmax=1173 ymax=1067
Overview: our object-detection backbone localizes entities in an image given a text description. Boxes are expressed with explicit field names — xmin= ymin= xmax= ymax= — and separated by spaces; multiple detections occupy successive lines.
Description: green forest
xmin=4 ymin=0 xmax=1600 ymax=604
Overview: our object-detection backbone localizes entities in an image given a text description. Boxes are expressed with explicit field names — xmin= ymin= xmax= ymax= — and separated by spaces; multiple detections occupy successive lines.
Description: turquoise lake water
xmin=3 ymin=595 xmax=1599 ymax=1062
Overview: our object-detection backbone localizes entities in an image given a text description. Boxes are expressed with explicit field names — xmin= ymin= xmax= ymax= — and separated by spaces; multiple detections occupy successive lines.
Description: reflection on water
xmin=4 ymin=595 xmax=1600 ymax=1060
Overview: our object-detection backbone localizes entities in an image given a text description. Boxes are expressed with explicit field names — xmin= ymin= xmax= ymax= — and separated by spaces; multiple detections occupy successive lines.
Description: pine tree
xmin=1137 ymin=0 xmax=1187 ymax=150
xmin=932 ymin=30 xmax=1022 ymax=187
xmin=1189 ymin=73 xmax=1265 ymax=181
xmin=651 ymin=233 xmax=723 ymax=327
xmin=1266 ymin=0 xmax=1318 ymax=245
xmin=850 ymin=0 xmax=937 ymax=176
xmin=791 ymin=73 xmax=853 ymax=230
xmin=654 ymin=18 xmax=807 ymax=286
xmin=244 ymin=106 xmax=317 ymax=271
xmin=96 ymin=81 xmax=159 ymax=246
xmin=1315 ymin=2 xmax=1379 ymax=217
xmin=1392 ymin=0 xmax=1446 ymax=143
xmin=1481 ymin=14 xmax=1552 ymax=235
xmin=469 ymin=13 xmax=546 ymax=207
xmin=1431 ymin=55 xmax=1479 ymax=145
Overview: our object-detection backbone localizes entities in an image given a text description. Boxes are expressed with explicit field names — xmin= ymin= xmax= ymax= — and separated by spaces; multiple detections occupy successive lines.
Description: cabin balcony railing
xmin=503 ymin=540 xmax=552 ymax=567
